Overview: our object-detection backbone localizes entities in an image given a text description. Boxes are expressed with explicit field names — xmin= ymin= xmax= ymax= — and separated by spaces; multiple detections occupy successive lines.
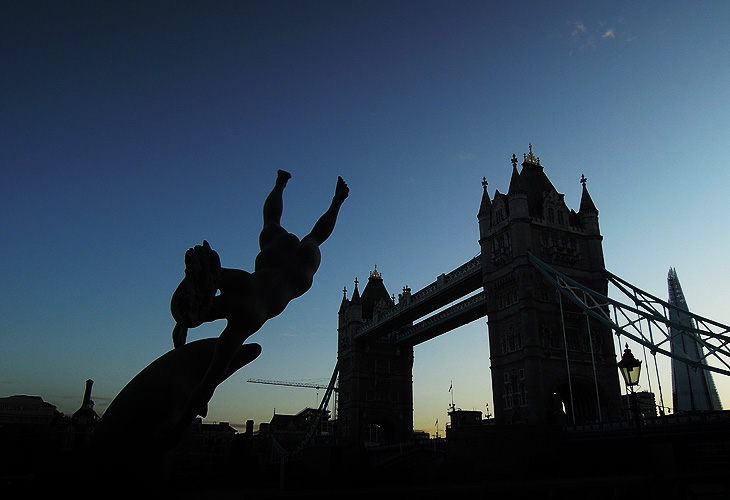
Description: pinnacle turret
xmin=578 ymin=174 xmax=598 ymax=215
xmin=507 ymin=158 xmax=525 ymax=196
xmin=478 ymin=177 xmax=492 ymax=218
xmin=351 ymin=278 xmax=361 ymax=305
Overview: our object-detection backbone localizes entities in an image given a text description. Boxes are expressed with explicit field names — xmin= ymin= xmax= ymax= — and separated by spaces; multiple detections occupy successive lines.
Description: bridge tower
xmin=478 ymin=145 xmax=622 ymax=425
xmin=337 ymin=268 xmax=414 ymax=446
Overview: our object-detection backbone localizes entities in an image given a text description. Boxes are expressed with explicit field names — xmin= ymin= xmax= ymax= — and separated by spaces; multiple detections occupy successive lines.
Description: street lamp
xmin=617 ymin=343 xmax=642 ymax=431
xmin=618 ymin=343 xmax=642 ymax=387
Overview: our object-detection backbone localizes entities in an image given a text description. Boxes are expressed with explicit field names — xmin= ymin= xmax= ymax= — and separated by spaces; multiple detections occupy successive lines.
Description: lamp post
xmin=617 ymin=343 xmax=642 ymax=432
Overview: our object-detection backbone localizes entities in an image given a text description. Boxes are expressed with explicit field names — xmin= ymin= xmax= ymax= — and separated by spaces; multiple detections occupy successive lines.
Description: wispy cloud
xmin=572 ymin=21 xmax=586 ymax=36
xmin=568 ymin=20 xmax=623 ymax=55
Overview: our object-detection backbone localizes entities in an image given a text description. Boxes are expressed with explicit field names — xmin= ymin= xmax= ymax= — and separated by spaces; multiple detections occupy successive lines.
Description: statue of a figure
xmin=90 ymin=170 xmax=348 ymax=463
xmin=163 ymin=169 xmax=349 ymax=444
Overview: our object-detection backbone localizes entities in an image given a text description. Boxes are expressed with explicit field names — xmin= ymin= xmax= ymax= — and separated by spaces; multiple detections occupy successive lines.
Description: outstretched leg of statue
xmin=304 ymin=175 xmax=349 ymax=247
xmin=260 ymin=169 xmax=291 ymax=241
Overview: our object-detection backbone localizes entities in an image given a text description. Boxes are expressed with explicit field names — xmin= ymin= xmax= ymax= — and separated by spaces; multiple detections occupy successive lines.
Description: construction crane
xmin=247 ymin=378 xmax=335 ymax=391
xmin=247 ymin=370 xmax=339 ymax=421
xmin=248 ymin=362 xmax=340 ymax=458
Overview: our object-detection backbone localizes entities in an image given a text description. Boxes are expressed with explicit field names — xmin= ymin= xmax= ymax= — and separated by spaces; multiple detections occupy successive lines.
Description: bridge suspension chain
xmin=528 ymin=252 xmax=730 ymax=377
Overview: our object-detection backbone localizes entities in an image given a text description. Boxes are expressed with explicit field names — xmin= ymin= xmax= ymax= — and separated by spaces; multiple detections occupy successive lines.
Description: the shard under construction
xmin=668 ymin=268 xmax=722 ymax=412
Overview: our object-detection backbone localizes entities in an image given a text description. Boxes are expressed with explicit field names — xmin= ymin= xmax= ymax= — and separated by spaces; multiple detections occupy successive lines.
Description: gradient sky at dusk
xmin=3 ymin=1 xmax=730 ymax=433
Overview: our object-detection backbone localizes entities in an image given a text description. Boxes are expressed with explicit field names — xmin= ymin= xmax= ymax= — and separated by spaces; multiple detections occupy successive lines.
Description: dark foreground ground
xmin=163 ymin=475 xmax=727 ymax=500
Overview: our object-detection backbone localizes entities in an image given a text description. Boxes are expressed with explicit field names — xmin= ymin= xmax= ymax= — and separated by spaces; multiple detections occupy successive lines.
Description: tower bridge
xmin=335 ymin=145 xmax=728 ymax=448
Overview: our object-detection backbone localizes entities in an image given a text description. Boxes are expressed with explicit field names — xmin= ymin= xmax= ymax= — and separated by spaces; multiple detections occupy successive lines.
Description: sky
xmin=2 ymin=1 xmax=730 ymax=434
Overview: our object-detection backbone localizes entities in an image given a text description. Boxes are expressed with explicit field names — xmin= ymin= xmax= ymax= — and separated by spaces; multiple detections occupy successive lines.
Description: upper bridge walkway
xmin=353 ymin=255 xmax=486 ymax=346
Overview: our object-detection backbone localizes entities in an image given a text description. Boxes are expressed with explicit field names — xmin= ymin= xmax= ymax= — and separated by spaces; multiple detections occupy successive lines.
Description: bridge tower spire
xmin=478 ymin=145 xmax=621 ymax=425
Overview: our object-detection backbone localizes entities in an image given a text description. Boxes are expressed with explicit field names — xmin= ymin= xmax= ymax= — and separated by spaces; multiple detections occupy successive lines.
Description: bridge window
xmin=364 ymin=424 xmax=383 ymax=446
xmin=503 ymin=372 xmax=527 ymax=410
xmin=501 ymin=327 xmax=523 ymax=353
xmin=509 ymin=331 xmax=522 ymax=351
xmin=498 ymin=290 xmax=517 ymax=309
xmin=541 ymin=326 xmax=556 ymax=348
xmin=592 ymin=332 xmax=603 ymax=353
xmin=503 ymin=386 xmax=512 ymax=408
xmin=581 ymin=334 xmax=591 ymax=353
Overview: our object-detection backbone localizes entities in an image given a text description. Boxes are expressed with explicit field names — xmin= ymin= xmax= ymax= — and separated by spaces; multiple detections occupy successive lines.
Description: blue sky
xmin=2 ymin=1 xmax=730 ymax=433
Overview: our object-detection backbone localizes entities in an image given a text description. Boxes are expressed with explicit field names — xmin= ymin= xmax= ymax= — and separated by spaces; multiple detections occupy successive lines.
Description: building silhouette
xmin=668 ymin=267 xmax=723 ymax=412
xmin=0 ymin=381 xmax=98 ymax=483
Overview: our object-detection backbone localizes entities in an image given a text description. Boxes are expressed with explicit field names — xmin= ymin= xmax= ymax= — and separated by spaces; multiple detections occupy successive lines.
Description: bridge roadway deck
xmin=353 ymin=255 xmax=484 ymax=344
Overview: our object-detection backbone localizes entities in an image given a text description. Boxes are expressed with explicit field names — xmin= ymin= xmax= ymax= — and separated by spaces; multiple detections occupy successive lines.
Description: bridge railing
xmin=408 ymin=255 xmax=482 ymax=304
xmin=563 ymin=409 xmax=730 ymax=437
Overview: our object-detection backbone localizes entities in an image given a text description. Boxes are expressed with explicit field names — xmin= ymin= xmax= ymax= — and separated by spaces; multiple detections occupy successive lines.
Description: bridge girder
xmin=528 ymin=252 xmax=730 ymax=377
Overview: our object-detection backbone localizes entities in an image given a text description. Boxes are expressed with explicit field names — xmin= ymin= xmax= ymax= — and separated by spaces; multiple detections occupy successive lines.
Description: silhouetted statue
xmin=167 ymin=170 xmax=349 ymax=440
xmin=90 ymin=170 xmax=348 ymax=467
xmin=171 ymin=170 xmax=349 ymax=345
